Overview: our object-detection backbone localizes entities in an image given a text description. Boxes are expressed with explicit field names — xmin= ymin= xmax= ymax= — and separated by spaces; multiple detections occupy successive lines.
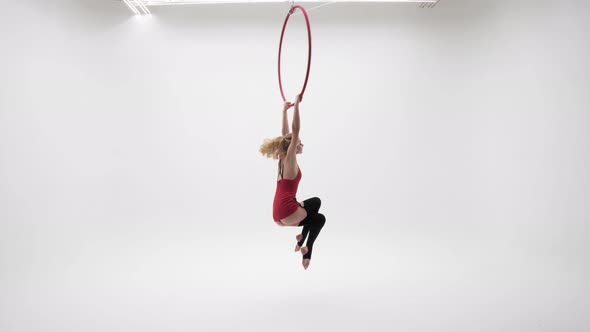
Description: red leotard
xmin=273 ymin=166 xmax=302 ymax=222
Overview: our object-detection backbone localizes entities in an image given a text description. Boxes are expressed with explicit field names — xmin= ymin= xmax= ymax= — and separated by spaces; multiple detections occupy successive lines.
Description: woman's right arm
xmin=292 ymin=96 xmax=300 ymax=136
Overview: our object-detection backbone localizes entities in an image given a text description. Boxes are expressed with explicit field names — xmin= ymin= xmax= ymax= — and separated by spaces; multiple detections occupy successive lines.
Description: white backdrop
xmin=1 ymin=0 xmax=589 ymax=331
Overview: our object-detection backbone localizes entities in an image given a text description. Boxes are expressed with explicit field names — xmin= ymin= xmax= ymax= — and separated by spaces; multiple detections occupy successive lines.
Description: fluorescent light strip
xmin=420 ymin=0 xmax=440 ymax=8
xmin=123 ymin=0 xmax=140 ymax=14
xmin=135 ymin=0 xmax=152 ymax=14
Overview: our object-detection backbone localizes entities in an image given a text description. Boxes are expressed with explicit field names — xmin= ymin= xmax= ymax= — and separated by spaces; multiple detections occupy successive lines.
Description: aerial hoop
xmin=278 ymin=5 xmax=312 ymax=106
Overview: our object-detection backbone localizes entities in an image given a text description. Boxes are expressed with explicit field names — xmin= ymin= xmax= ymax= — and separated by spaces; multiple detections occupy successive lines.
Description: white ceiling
xmin=120 ymin=0 xmax=442 ymax=15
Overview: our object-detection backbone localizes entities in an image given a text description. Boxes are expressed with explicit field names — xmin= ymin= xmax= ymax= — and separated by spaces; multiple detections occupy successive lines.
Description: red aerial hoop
xmin=278 ymin=5 xmax=312 ymax=106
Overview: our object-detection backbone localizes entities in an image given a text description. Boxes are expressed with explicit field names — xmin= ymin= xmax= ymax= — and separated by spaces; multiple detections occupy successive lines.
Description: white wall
xmin=1 ymin=0 xmax=589 ymax=331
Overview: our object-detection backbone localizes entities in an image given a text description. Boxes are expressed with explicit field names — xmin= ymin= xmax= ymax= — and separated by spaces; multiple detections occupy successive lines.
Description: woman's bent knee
xmin=315 ymin=213 xmax=326 ymax=226
xmin=313 ymin=197 xmax=321 ymax=206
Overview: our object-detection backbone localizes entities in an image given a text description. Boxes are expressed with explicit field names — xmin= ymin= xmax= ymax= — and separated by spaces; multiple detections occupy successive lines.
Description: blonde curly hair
xmin=259 ymin=133 xmax=293 ymax=159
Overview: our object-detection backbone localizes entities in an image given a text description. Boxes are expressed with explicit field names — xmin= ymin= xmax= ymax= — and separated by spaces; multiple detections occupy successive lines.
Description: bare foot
xmin=301 ymin=246 xmax=308 ymax=256
xmin=295 ymin=234 xmax=303 ymax=252
xmin=300 ymin=247 xmax=310 ymax=269
xmin=302 ymin=259 xmax=310 ymax=270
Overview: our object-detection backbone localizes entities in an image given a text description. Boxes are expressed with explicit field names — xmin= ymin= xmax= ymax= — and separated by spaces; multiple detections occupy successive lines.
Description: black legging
xmin=297 ymin=197 xmax=326 ymax=260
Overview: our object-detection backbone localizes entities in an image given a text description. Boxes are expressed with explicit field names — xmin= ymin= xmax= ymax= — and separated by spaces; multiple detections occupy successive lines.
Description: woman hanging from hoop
xmin=259 ymin=94 xmax=326 ymax=270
